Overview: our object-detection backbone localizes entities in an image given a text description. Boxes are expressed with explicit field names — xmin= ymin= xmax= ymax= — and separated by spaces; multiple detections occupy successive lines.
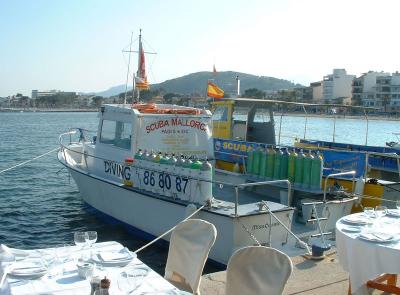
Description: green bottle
xmin=310 ymin=151 xmax=323 ymax=190
xmin=259 ymin=147 xmax=267 ymax=177
xmin=266 ymin=147 xmax=275 ymax=178
xmin=252 ymin=146 xmax=261 ymax=175
xmin=294 ymin=149 xmax=305 ymax=186
xmin=280 ymin=148 xmax=289 ymax=179
xmin=273 ymin=149 xmax=282 ymax=179
xmin=302 ymin=151 xmax=313 ymax=188
xmin=288 ymin=149 xmax=297 ymax=183
xmin=246 ymin=147 xmax=254 ymax=174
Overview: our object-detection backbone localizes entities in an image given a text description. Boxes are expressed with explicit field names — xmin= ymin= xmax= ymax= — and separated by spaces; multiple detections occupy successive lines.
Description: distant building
xmin=31 ymin=90 xmax=76 ymax=99
xmin=376 ymin=72 xmax=400 ymax=111
xmin=310 ymin=81 xmax=323 ymax=102
xmin=352 ymin=71 xmax=390 ymax=107
xmin=322 ymin=69 xmax=355 ymax=103
xmin=294 ymin=86 xmax=312 ymax=101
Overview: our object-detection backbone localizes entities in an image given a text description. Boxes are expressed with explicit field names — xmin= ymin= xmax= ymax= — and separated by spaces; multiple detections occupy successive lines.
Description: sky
xmin=1 ymin=0 xmax=400 ymax=97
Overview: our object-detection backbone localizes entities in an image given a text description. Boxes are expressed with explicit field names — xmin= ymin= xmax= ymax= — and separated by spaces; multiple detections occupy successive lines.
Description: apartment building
xmin=322 ymin=69 xmax=355 ymax=103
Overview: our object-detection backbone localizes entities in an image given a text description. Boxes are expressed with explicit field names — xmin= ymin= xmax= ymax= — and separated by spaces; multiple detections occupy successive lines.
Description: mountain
xmin=94 ymin=85 xmax=133 ymax=98
xmin=94 ymin=71 xmax=301 ymax=97
xmin=150 ymin=71 xmax=301 ymax=95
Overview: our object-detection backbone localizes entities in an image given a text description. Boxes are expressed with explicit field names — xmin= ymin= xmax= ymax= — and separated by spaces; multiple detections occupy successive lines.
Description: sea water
xmin=0 ymin=111 xmax=398 ymax=272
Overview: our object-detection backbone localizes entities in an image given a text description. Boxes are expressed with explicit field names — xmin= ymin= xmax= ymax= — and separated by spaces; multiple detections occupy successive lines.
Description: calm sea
xmin=0 ymin=111 xmax=398 ymax=272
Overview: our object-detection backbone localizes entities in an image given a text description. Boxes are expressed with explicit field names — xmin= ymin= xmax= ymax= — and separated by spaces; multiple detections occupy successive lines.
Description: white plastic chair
xmin=164 ymin=219 xmax=217 ymax=295
xmin=225 ymin=246 xmax=293 ymax=295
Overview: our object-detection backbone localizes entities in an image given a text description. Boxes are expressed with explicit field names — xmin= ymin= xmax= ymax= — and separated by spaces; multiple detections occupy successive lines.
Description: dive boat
xmin=210 ymin=98 xmax=400 ymax=222
xmin=58 ymin=32 xmax=299 ymax=265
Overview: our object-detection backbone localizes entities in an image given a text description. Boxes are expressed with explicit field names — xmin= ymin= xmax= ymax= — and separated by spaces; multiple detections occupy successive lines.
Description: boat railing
xmin=59 ymin=128 xmax=97 ymax=146
xmin=323 ymin=170 xmax=356 ymax=202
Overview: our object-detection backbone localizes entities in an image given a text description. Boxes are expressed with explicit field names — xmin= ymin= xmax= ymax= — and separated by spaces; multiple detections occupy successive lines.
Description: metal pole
xmin=124 ymin=32 xmax=134 ymax=105
xmin=332 ymin=116 xmax=336 ymax=143
xmin=278 ymin=113 xmax=283 ymax=145
xmin=302 ymin=105 xmax=308 ymax=139
xmin=364 ymin=109 xmax=369 ymax=146
xmin=235 ymin=186 xmax=239 ymax=217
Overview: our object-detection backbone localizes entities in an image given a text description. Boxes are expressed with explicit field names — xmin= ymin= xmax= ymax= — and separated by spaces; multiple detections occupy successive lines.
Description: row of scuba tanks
xmin=124 ymin=150 xmax=213 ymax=205
xmin=247 ymin=147 xmax=324 ymax=190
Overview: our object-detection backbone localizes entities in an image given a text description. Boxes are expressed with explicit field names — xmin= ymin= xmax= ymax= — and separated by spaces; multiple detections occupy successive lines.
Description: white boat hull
xmin=63 ymin=161 xmax=293 ymax=265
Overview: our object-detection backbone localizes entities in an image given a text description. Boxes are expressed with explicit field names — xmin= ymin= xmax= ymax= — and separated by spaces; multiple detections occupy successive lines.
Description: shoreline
xmin=2 ymin=107 xmax=400 ymax=121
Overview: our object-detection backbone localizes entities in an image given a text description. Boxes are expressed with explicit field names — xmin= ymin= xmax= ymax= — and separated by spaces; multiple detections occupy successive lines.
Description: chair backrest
xmin=225 ymin=246 xmax=293 ymax=295
xmin=165 ymin=219 xmax=217 ymax=295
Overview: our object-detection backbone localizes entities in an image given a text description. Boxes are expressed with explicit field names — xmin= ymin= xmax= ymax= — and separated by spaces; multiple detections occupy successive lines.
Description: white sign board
xmin=136 ymin=115 xmax=214 ymax=159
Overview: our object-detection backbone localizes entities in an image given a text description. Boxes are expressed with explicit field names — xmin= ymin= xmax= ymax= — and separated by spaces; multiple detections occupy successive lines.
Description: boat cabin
xmin=211 ymin=98 xmax=276 ymax=145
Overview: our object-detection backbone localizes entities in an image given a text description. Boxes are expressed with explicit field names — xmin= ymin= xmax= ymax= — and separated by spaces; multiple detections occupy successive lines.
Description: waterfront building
xmin=376 ymin=72 xmax=400 ymax=111
xmin=31 ymin=89 xmax=76 ymax=99
xmin=322 ymin=69 xmax=355 ymax=104
xmin=310 ymin=81 xmax=323 ymax=102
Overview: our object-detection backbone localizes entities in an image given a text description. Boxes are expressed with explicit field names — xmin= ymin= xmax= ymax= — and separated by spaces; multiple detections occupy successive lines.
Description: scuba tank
xmin=310 ymin=151 xmax=323 ymax=190
xmin=273 ymin=149 xmax=282 ymax=179
xmin=302 ymin=151 xmax=313 ymax=189
xmin=288 ymin=149 xmax=297 ymax=183
xmin=280 ymin=148 xmax=289 ymax=179
xmin=294 ymin=149 xmax=305 ymax=187
xmin=266 ymin=147 xmax=275 ymax=179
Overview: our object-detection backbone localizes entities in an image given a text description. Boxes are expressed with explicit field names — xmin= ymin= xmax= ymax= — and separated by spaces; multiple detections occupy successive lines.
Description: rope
xmin=239 ymin=222 xmax=261 ymax=246
xmin=133 ymin=203 xmax=206 ymax=254
xmin=0 ymin=147 xmax=59 ymax=175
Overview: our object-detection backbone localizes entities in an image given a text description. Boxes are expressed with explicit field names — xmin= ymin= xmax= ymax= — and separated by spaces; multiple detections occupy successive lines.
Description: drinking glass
xmin=363 ymin=207 xmax=375 ymax=227
xmin=74 ymin=232 xmax=89 ymax=249
xmin=86 ymin=231 xmax=98 ymax=248
xmin=375 ymin=206 xmax=387 ymax=218
xmin=375 ymin=206 xmax=387 ymax=226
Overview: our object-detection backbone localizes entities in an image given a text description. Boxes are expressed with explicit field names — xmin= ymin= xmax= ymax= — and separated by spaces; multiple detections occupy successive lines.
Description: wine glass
xmin=375 ymin=206 xmax=387 ymax=226
xmin=74 ymin=232 xmax=89 ymax=249
xmin=363 ymin=207 xmax=374 ymax=226
xmin=86 ymin=231 xmax=97 ymax=248
xmin=74 ymin=232 xmax=89 ymax=259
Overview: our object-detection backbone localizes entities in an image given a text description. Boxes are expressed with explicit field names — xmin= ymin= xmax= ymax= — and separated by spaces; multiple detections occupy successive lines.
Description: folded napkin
xmin=10 ymin=262 xmax=47 ymax=275
xmin=359 ymin=232 xmax=394 ymax=242
xmin=343 ymin=215 xmax=370 ymax=224
xmin=98 ymin=248 xmax=133 ymax=262
xmin=387 ymin=209 xmax=400 ymax=217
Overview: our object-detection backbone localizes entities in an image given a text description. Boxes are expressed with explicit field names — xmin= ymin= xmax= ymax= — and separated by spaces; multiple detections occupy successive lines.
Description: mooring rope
xmin=133 ymin=204 xmax=206 ymax=254
xmin=0 ymin=147 xmax=59 ymax=175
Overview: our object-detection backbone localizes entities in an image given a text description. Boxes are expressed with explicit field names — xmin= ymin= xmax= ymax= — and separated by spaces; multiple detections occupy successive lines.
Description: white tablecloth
xmin=336 ymin=213 xmax=400 ymax=295
xmin=2 ymin=241 xmax=190 ymax=295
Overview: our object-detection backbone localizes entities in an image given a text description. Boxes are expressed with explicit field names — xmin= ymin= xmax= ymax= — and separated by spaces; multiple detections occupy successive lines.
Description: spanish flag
xmin=207 ymin=82 xmax=224 ymax=99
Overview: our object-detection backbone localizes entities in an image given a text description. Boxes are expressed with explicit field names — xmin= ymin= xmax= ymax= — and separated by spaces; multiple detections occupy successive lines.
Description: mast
xmin=122 ymin=29 xmax=155 ymax=104
xmin=123 ymin=32 xmax=134 ymax=105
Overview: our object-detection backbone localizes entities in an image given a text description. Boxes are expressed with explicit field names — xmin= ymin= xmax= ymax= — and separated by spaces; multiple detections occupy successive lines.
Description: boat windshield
xmin=232 ymin=106 xmax=250 ymax=122
xmin=100 ymin=120 xmax=132 ymax=150
xmin=253 ymin=108 xmax=271 ymax=123
xmin=212 ymin=105 xmax=229 ymax=122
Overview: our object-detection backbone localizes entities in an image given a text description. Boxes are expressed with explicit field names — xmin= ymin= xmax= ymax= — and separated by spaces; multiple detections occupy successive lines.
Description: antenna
xmin=123 ymin=32 xmax=134 ymax=105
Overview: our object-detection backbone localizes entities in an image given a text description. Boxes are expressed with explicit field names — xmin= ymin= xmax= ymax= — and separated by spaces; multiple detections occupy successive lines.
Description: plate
xmin=91 ymin=248 xmax=136 ymax=267
xmin=387 ymin=209 xmax=400 ymax=217
xmin=341 ymin=226 xmax=362 ymax=233
xmin=358 ymin=232 xmax=398 ymax=243
xmin=342 ymin=215 xmax=371 ymax=225
xmin=9 ymin=261 xmax=47 ymax=279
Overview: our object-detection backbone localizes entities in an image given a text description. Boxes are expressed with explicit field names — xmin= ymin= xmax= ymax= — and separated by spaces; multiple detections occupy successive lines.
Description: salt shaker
xmin=90 ymin=276 xmax=101 ymax=295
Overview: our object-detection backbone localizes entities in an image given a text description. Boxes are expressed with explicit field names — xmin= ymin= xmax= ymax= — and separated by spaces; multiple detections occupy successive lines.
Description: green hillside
xmin=151 ymin=71 xmax=300 ymax=95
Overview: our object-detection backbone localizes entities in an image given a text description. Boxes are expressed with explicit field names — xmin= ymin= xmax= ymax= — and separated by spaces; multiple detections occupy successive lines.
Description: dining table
xmin=336 ymin=210 xmax=400 ymax=295
xmin=1 ymin=241 xmax=191 ymax=295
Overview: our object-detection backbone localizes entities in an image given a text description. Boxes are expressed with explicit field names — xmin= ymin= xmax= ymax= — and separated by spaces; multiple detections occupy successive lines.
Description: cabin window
xmin=100 ymin=120 xmax=132 ymax=150
xmin=232 ymin=107 xmax=250 ymax=122
xmin=212 ymin=106 xmax=228 ymax=122
xmin=253 ymin=108 xmax=271 ymax=123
